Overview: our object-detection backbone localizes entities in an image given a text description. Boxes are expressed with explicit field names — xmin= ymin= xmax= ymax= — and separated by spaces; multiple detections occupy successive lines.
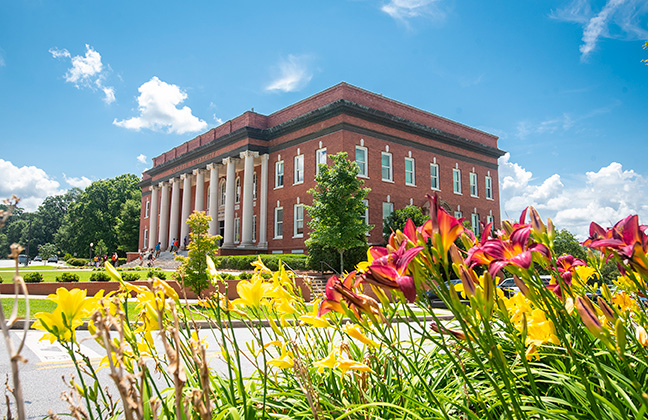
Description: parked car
xmin=47 ymin=255 xmax=59 ymax=263
xmin=426 ymin=279 xmax=464 ymax=302
xmin=498 ymin=275 xmax=552 ymax=297
xmin=18 ymin=254 xmax=28 ymax=265
xmin=33 ymin=256 xmax=42 ymax=262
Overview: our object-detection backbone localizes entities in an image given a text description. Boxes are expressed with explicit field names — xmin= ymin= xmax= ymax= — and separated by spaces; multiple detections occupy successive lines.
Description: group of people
xmin=137 ymin=236 xmax=189 ymax=267
xmin=90 ymin=252 xmax=120 ymax=268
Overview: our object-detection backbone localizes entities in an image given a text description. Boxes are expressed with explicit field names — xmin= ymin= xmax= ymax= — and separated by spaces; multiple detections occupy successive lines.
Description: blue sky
xmin=1 ymin=0 xmax=647 ymax=238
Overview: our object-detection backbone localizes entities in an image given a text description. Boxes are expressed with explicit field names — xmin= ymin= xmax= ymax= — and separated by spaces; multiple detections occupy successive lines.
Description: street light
xmin=90 ymin=242 xmax=94 ymax=262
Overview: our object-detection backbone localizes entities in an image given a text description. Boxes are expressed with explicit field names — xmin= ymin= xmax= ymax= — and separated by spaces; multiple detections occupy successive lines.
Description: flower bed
xmin=6 ymin=194 xmax=648 ymax=419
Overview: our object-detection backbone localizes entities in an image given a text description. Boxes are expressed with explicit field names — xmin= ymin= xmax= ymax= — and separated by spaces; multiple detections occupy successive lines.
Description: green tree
xmin=38 ymin=243 xmax=58 ymax=260
xmin=306 ymin=152 xmax=371 ymax=273
xmin=55 ymin=174 xmax=140 ymax=256
xmin=115 ymin=191 xmax=142 ymax=253
xmin=175 ymin=212 xmax=221 ymax=296
xmin=553 ymin=229 xmax=587 ymax=259
xmin=383 ymin=205 xmax=429 ymax=243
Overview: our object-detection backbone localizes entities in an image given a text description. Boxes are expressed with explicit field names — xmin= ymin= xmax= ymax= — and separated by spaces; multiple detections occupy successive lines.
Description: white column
xmin=180 ymin=173 xmax=193 ymax=248
xmin=194 ymin=168 xmax=205 ymax=213
xmin=258 ymin=154 xmax=269 ymax=249
xmin=207 ymin=163 xmax=220 ymax=235
xmin=168 ymin=177 xmax=181 ymax=250
xmin=148 ymin=185 xmax=160 ymax=250
xmin=158 ymin=182 xmax=170 ymax=250
xmin=239 ymin=151 xmax=257 ymax=248
xmin=222 ymin=157 xmax=237 ymax=248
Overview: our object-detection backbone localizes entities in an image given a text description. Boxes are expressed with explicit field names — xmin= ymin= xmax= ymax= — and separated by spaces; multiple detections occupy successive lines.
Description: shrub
xmin=56 ymin=272 xmax=80 ymax=282
xmin=0 ymin=274 xmax=3 ymax=284
xmin=121 ymin=272 xmax=141 ymax=282
xmin=23 ymin=272 xmax=43 ymax=283
xmin=147 ymin=270 xmax=166 ymax=280
xmin=67 ymin=258 xmax=89 ymax=267
xmin=306 ymin=242 xmax=368 ymax=272
xmin=89 ymin=272 xmax=110 ymax=282
xmin=175 ymin=212 xmax=220 ymax=296
xmin=63 ymin=253 xmax=73 ymax=262
xmin=215 ymin=254 xmax=308 ymax=272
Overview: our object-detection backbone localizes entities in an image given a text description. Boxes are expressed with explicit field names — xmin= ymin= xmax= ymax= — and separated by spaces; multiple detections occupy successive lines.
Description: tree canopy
xmin=306 ymin=152 xmax=371 ymax=273
xmin=383 ymin=205 xmax=429 ymax=244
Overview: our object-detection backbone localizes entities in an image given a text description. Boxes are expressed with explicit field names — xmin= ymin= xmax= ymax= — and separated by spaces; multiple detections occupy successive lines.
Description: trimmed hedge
xmin=147 ymin=270 xmax=166 ymax=280
xmin=23 ymin=272 xmax=43 ymax=283
xmin=89 ymin=272 xmax=110 ymax=282
xmin=214 ymin=254 xmax=307 ymax=271
xmin=122 ymin=272 xmax=141 ymax=282
xmin=56 ymin=272 xmax=80 ymax=282
xmin=68 ymin=258 xmax=90 ymax=267
xmin=306 ymin=242 xmax=369 ymax=273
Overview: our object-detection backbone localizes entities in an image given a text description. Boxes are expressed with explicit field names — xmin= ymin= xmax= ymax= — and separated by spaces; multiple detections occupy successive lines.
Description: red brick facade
xmin=138 ymin=83 xmax=504 ymax=255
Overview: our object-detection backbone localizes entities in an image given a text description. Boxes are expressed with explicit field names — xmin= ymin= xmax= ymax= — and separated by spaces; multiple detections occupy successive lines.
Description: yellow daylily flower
xmin=299 ymin=300 xmax=331 ymax=327
xmin=233 ymin=276 xmax=273 ymax=308
xmin=313 ymin=349 xmax=338 ymax=373
xmin=526 ymin=309 xmax=560 ymax=347
xmin=267 ymin=342 xmax=294 ymax=369
xmin=33 ymin=288 xmax=96 ymax=344
xmin=152 ymin=278 xmax=179 ymax=301
xmin=251 ymin=256 xmax=272 ymax=275
xmin=337 ymin=357 xmax=372 ymax=376
xmin=612 ymin=292 xmax=638 ymax=314
xmin=343 ymin=322 xmax=378 ymax=348
xmin=573 ymin=266 xmax=597 ymax=288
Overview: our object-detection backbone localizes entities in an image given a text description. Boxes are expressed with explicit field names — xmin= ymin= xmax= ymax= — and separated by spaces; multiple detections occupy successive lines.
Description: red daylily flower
xmin=362 ymin=241 xmax=423 ymax=302
xmin=318 ymin=272 xmax=382 ymax=319
xmin=584 ymin=215 xmax=648 ymax=275
xmin=423 ymin=193 xmax=465 ymax=255
xmin=555 ymin=255 xmax=586 ymax=283
xmin=466 ymin=224 xmax=550 ymax=278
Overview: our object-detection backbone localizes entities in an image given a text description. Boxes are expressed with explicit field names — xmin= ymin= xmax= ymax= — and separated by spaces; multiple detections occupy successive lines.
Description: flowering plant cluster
xmin=15 ymin=196 xmax=648 ymax=419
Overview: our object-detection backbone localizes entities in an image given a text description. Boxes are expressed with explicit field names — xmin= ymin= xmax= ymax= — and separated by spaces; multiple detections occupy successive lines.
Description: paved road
xmin=1 ymin=327 xmax=263 ymax=419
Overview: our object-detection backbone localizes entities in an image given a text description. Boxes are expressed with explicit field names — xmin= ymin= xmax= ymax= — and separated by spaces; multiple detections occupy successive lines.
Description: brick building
xmin=138 ymin=82 xmax=505 ymax=255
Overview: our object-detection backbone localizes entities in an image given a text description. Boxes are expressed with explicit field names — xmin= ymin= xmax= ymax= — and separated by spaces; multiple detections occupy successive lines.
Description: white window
xmin=430 ymin=163 xmax=439 ymax=190
xmin=471 ymin=213 xmax=480 ymax=236
xmin=252 ymin=172 xmax=258 ymax=200
xmin=275 ymin=161 xmax=284 ymax=188
xmin=470 ymin=172 xmax=478 ymax=197
xmin=219 ymin=179 xmax=226 ymax=206
xmin=145 ymin=200 xmax=150 ymax=218
xmin=454 ymin=211 xmax=463 ymax=219
xmin=252 ymin=214 xmax=257 ymax=242
xmin=381 ymin=152 xmax=393 ymax=182
xmin=234 ymin=218 xmax=240 ymax=243
xmin=356 ymin=146 xmax=368 ymax=177
xmin=316 ymin=148 xmax=327 ymax=175
xmin=235 ymin=177 xmax=241 ymax=203
xmin=453 ymin=168 xmax=462 ymax=194
xmin=294 ymin=204 xmax=304 ymax=237
xmin=274 ymin=207 xmax=283 ymax=238
xmin=405 ymin=157 xmax=415 ymax=186
xmin=486 ymin=215 xmax=494 ymax=225
xmin=382 ymin=202 xmax=394 ymax=221
xmin=294 ymin=155 xmax=304 ymax=184
xmin=143 ymin=229 xmax=148 ymax=246
xmin=485 ymin=176 xmax=493 ymax=200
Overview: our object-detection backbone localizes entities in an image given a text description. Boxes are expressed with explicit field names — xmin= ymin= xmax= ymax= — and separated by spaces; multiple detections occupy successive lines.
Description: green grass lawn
xmin=0 ymin=265 xmax=66 ymax=271
xmin=0 ymin=269 xmax=176 ymax=283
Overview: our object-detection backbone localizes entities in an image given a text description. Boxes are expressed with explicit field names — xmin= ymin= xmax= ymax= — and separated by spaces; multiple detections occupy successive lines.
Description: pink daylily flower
xmin=362 ymin=241 xmax=424 ymax=302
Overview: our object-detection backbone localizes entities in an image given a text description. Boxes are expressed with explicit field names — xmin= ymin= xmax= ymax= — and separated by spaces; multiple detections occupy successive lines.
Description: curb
xmin=9 ymin=314 xmax=455 ymax=331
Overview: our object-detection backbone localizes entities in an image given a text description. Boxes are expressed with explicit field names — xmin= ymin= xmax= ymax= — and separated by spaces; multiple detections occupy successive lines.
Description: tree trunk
xmin=339 ymin=249 xmax=344 ymax=274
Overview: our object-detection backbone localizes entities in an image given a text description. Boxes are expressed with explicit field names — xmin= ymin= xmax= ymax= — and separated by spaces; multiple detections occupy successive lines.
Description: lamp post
xmin=90 ymin=242 xmax=94 ymax=262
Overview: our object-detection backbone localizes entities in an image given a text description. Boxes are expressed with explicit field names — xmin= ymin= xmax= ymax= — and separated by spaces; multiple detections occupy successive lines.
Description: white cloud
xmin=0 ymin=55 xmax=5 ymax=67
xmin=49 ymin=44 xmax=115 ymax=104
xmin=381 ymin=0 xmax=444 ymax=24
xmin=551 ymin=0 xmax=648 ymax=59
xmin=499 ymin=153 xmax=648 ymax=239
xmin=265 ymin=55 xmax=313 ymax=93
xmin=113 ymin=77 xmax=207 ymax=135
xmin=137 ymin=154 xmax=147 ymax=164
xmin=0 ymin=159 xmax=63 ymax=211
xmin=63 ymin=174 xmax=93 ymax=189
xmin=515 ymin=103 xmax=618 ymax=140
